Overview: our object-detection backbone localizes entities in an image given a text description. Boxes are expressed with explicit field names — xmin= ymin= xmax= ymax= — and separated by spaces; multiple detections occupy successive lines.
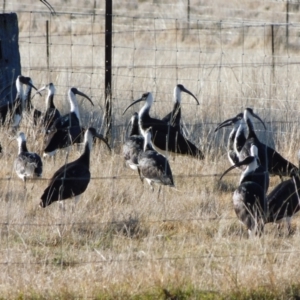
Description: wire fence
xmin=1 ymin=0 xmax=300 ymax=295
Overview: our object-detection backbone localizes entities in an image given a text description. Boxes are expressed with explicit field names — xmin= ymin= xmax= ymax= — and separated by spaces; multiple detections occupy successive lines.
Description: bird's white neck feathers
xmin=234 ymin=120 xmax=246 ymax=153
xmin=243 ymin=109 xmax=254 ymax=124
xmin=174 ymin=86 xmax=181 ymax=104
xmin=46 ymin=85 xmax=55 ymax=108
xmin=68 ymin=89 xmax=80 ymax=121
xmin=16 ymin=78 xmax=25 ymax=102
xmin=240 ymin=145 xmax=259 ymax=183
xmin=138 ymin=93 xmax=153 ymax=119
xmin=83 ymin=130 xmax=93 ymax=151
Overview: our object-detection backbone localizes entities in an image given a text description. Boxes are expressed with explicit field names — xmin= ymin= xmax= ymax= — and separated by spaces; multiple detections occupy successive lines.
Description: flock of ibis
xmin=1 ymin=75 xmax=110 ymax=209
xmin=1 ymin=75 xmax=299 ymax=237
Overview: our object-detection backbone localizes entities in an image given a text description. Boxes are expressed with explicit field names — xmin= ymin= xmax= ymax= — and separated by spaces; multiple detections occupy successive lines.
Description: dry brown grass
xmin=1 ymin=0 xmax=300 ymax=298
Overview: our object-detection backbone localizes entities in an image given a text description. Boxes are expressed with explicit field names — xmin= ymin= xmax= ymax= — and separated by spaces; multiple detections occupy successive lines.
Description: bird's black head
xmin=123 ymin=92 xmax=152 ymax=115
xmin=18 ymin=75 xmax=39 ymax=91
xmin=69 ymin=87 xmax=94 ymax=106
xmin=142 ymin=92 xmax=150 ymax=99
xmin=176 ymin=84 xmax=199 ymax=105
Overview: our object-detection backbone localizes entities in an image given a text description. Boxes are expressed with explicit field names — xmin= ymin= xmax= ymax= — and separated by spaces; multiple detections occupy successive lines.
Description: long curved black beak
xmin=19 ymin=76 xmax=39 ymax=93
xmin=74 ymin=89 xmax=94 ymax=106
xmin=95 ymin=133 xmax=111 ymax=151
xmin=215 ymin=113 xmax=244 ymax=133
xmin=245 ymin=108 xmax=266 ymax=130
xmin=180 ymin=86 xmax=199 ymax=105
xmin=251 ymin=113 xmax=266 ymax=130
xmin=123 ymin=97 xmax=144 ymax=115
xmin=219 ymin=156 xmax=255 ymax=181
xmin=215 ymin=117 xmax=235 ymax=133
xmin=40 ymin=0 xmax=56 ymax=15
xmin=32 ymin=84 xmax=50 ymax=98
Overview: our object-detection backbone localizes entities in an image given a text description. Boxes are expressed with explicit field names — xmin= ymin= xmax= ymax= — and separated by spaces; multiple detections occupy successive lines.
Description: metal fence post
xmin=104 ymin=0 xmax=112 ymax=142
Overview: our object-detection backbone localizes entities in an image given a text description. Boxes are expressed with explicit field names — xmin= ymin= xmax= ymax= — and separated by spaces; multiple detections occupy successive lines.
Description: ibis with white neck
xmin=35 ymin=83 xmax=60 ymax=132
xmin=123 ymin=92 xmax=204 ymax=159
xmin=14 ymin=132 xmax=43 ymax=181
xmin=0 ymin=75 xmax=39 ymax=127
xmin=23 ymin=76 xmax=43 ymax=126
xmin=43 ymin=87 xmax=94 ymax=157
xmin=239 ymin=108 xmax=297 ymax=178
xmin=40 ymin=127 xmax=110 ymax=207
xmin=215 ymin=112 xmax=245 ymax=166
xmin=137 ymin=127 xmax=174 ymax=190
xmin=161 ymin=84 xmax=199 ymax=133
xmin=122 ymin=112 xmax=144 ymax=180
xmin=220 ymin=144 xmax=269 ymax=236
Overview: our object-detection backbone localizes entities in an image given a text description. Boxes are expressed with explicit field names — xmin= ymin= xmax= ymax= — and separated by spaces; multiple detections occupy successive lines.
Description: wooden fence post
xmin=0 ymin=13 xmax=21 ymax=106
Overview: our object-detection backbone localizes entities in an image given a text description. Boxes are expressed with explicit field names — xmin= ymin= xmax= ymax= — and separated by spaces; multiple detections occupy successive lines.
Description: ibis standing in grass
xmin=14 ymin=132 xmax=43 ymax=181
xmin=23 ymin=76 xmax=43 ymax=125
xmin=43 ymin=87 xmax=94 ymax=157
xmin=123 ymin=92 xmax=204 ymax=159
xmin=220 ymin=145 xmax=269 ymax=236
xmin=0 ymin=75 xmax=39 ymax=127
xmin=40 ymin=127 xmax=110 ymax=208
xmin=122 ymin=112 xmax=144 ymax=180
xmin=34 ymin=82 xmax=60 ymax=132
xmin=137 ymin=127 xmax=174 ymax=191
xmin=161 ymin=84 xmax=199 ymax=133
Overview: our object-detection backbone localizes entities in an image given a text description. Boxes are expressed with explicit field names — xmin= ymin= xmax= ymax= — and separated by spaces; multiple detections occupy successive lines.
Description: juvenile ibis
xmin=122 ymin=112 xmax=144 ymax=180
xmin=220 ymin=145 xmax=269 ymax=236
xmin=137 ymin=127 xmax=174 ymax=190
xmin=14 ymin=132 xmax=43 ymax=181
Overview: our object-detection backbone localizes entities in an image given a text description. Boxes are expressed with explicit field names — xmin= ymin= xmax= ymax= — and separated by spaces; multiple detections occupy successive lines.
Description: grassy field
xmin=1 ymin=0 xmax=300 ymax=299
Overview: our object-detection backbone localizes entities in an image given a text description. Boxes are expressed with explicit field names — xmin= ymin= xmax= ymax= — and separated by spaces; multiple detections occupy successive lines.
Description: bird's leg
xmin=59 ymin=200 xmax=66 ymax=212
xmin=23 ymin=177 xmax=27 ymax=192
xmin=72 ymin=195 xmax=80 ymax=213
xmin=157 ymin=185 xmax=162 ymax=199
xmin=286 ymin=217 xmax=292 ymax=236
xmin=137 ymin=168 xmax=143 ymax=183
